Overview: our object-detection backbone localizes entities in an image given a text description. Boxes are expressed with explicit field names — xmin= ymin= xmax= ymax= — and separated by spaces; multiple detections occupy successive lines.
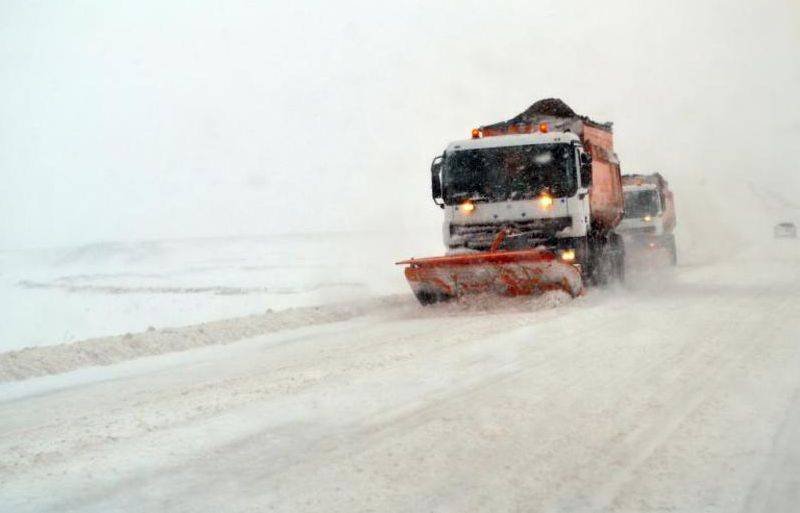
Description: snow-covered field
xmin=0 ymin=232 xmax=437 ymax=351
xmin=1 ymin=232 xmax=799 ymax=512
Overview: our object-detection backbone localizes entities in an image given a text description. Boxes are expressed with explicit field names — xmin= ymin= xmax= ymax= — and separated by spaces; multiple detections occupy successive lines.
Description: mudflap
xmin=397 ymin=248 xmax=583 ymax=306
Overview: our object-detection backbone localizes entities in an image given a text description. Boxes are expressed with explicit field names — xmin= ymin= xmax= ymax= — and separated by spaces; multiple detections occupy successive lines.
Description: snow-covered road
xmin=2 ymin=246 xmax=799 ymax=512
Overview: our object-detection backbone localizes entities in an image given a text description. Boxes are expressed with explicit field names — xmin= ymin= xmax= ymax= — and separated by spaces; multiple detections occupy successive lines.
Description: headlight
xmin=560 ymin=249 xmax=576 ymax=262
xmin=643 ymin=215 xmax=652 ymax=222
xmin=459 ymin=200 xmax=475 ymax=214
xmin=538 ymin=193 xmax=554 ymax=210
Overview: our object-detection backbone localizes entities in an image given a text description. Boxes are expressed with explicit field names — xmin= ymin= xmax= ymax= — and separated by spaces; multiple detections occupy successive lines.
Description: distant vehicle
xmin=617 ymin=173 xmax=677 ymax=265
xmin=774 ymin=222 xmax=797 ymax=239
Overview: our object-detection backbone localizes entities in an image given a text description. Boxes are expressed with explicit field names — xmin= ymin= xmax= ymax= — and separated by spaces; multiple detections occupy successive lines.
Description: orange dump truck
xmin=398 ymin=99 xmax=627 ymax=305
xmin=617 ymin=173 xmax=677 ymax=265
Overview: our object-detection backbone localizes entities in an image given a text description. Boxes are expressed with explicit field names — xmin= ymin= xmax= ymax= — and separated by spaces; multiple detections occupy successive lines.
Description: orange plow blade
xmin=396 ymin=248 xmax=583 ymax=305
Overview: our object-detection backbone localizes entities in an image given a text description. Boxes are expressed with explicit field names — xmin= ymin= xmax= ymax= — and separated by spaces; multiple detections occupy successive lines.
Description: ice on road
xmin=1 ymin=246 xmax=800 ymax=512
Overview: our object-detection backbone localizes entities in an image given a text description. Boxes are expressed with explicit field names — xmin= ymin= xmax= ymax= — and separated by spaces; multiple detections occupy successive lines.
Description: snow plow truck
xmin=398 ymin=98 xmax=626 ymax=305
xmin=617 ymin=173 xmax=677 ymax=265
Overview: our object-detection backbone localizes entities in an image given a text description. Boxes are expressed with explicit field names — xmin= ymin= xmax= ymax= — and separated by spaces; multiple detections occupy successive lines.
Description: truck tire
xmin=611 ymin=232 xmax=625 ymax=283
xmin=590 ymin=234 xmax=624 ymax=286
xmin=665 ymin=234 xmax=677 ymax=266
xmin=588 ymin=236 xmax=609 ymax=286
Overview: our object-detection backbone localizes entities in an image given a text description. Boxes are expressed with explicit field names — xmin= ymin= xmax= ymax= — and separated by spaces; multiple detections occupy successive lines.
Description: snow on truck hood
xmin=445 ymin=132 xmax=580 ymax=152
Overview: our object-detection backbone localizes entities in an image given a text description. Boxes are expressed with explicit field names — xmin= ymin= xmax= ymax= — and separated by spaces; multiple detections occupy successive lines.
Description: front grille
xmin=450 ymin=217 xmax=571 ymax=249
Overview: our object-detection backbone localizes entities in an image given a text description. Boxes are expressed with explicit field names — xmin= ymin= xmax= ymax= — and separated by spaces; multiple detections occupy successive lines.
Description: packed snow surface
xmin=1 ymin=235 xmax=799 ymax=512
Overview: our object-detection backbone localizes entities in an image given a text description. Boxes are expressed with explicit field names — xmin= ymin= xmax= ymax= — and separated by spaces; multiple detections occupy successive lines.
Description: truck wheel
xmin=666 ymin=234 xmax=677 ymax=266
xmin=612 ymin=233 xmax=626 ymax=283
xmin=588 ymin=237 xmax=610 ymax=286
xmin=590 ymin=234 xmax=624 ymax=287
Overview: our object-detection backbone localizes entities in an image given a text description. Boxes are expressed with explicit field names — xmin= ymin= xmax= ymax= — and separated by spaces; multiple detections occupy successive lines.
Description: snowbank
xmin=0 ymin=297 xmax=405 ymax=382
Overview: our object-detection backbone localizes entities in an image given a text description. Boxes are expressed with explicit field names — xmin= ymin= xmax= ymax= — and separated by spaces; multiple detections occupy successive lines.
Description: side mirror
xmin=431 ymin=155 xmax=444 ymax=208
xmin=579 ymin=152 xmax=592 ymax=187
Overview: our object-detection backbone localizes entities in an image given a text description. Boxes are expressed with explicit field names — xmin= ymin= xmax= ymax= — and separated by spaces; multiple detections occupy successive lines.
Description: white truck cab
xmin=616 ymin=174 xmax=677 ymax=265
xmin=431 ymin=132 xmax=592 ymax=258
xmin=617 ymin=183 xmax=665 ymax=237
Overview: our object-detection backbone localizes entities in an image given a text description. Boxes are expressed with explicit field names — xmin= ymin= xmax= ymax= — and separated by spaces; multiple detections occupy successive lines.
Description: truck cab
xmin=617 ymin=173 xmax=677 ymax=265
xmin=426 ymin=99 xmax=626 ymax=285
xmin=431 ymin=131 xmax=594 ymax=269
xmin=618 ymin=184 xmax=666 ymax=236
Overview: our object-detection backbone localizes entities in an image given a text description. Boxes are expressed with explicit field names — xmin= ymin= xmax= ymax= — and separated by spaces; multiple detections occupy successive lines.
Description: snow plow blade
xmin=396 ymin=248 xmax=583 ymax=306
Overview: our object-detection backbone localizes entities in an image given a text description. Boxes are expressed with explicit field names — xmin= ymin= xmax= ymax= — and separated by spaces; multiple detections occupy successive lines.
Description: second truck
xmin=398 ymin=98 xmax=626 ymax=305
xmin=617 ymin=173 xmax=677 ymax=265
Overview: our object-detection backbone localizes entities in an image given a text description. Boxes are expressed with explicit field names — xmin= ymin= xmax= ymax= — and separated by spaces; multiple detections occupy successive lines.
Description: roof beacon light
xmin=471 ymin=128 xmax=481 ymax=139
xmin=538 ymin=122 xmax=549 ymax=133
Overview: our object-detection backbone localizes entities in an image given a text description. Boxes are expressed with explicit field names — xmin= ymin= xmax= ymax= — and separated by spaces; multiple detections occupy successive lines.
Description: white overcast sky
xmin=1 ymin=0 xmax=798 ymax=249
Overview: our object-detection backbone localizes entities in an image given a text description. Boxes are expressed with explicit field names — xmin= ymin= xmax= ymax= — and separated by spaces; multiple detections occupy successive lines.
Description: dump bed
xmin=480 ymin=99 xmax=624 ymax=233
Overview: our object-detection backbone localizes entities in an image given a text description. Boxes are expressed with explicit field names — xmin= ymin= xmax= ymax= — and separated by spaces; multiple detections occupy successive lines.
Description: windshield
xmin=624 ymin=189 xmax=661 ymax=218
xmin=442 ymin=143 xmax=576 ymax=204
